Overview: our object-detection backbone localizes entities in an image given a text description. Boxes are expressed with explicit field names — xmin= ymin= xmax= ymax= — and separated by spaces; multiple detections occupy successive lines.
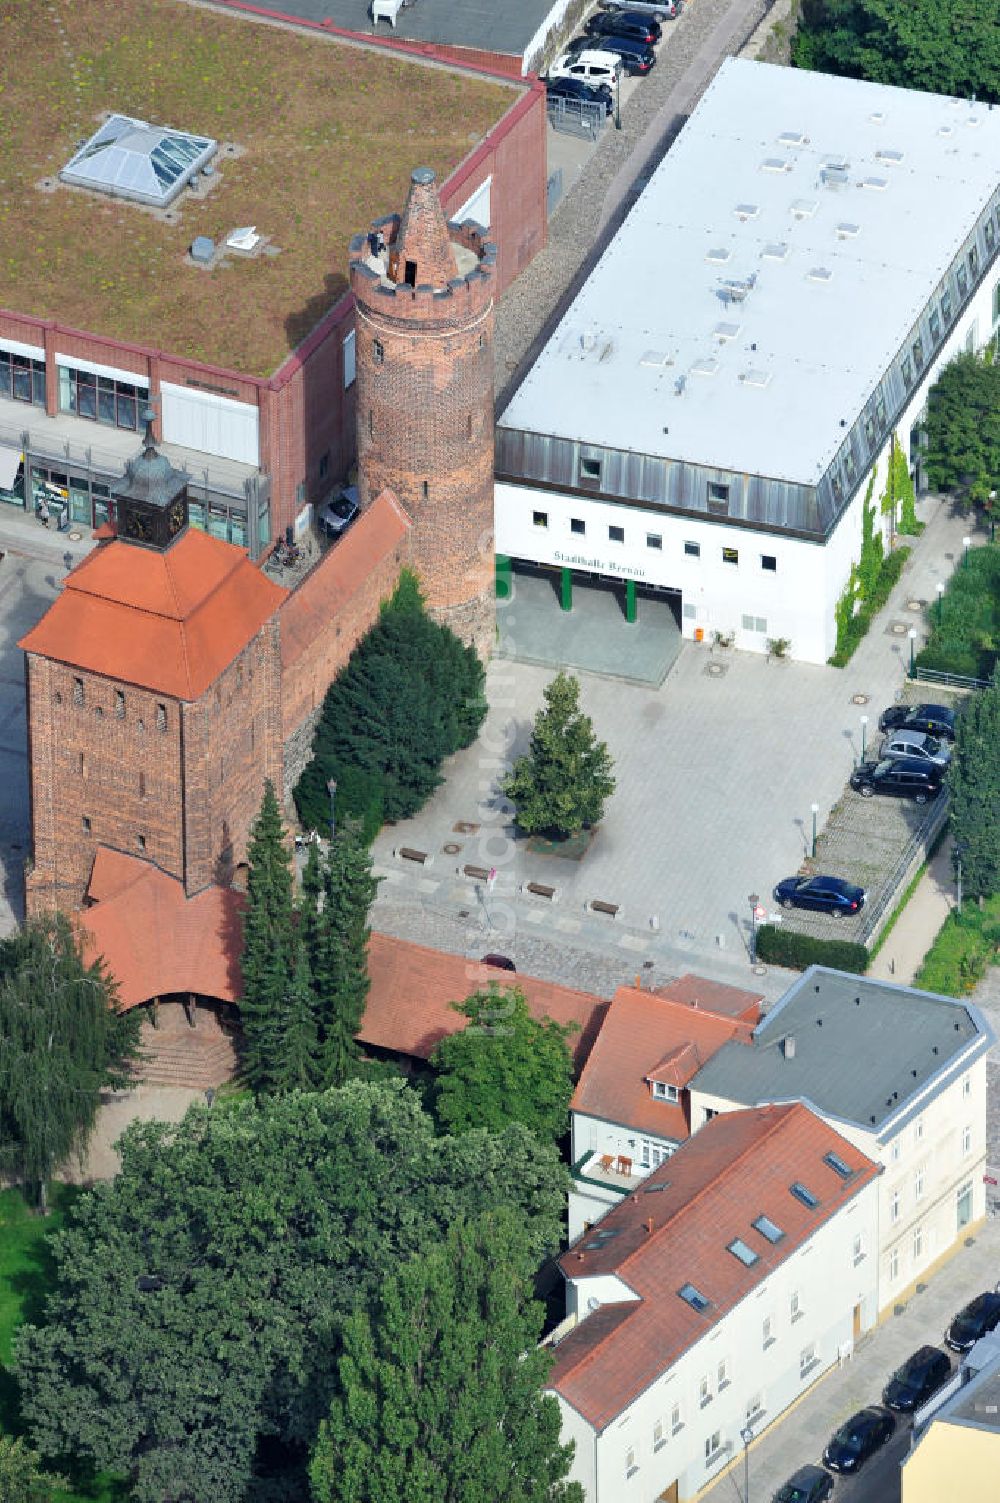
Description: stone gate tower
xmin=349 ymin=167 xmax=496 ymax=657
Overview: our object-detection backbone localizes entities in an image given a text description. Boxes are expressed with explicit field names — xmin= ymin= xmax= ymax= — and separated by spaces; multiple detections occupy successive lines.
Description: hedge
xmin=914 ymin=544 xmax=1000 ymax=681
xmin=756 ymin=925 xmax=868 ymax=973
xmin=829 ymin=548 xmax=911 ymax=668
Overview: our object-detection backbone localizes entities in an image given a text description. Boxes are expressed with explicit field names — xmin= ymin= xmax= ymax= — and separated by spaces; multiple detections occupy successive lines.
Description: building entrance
xmin=497 ymin=561 xmax=682 ymax=685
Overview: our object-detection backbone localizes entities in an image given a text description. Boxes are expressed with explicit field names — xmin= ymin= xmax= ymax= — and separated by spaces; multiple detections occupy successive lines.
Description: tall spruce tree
xmin=0 ymin=914 xmax=140 ymax=1211
xmin=294 ymin=571 xmax=487 ymax=832
xmin=316 ymin=823 xmax=379 ymax=1087
xmin=502 ymin=672 xmax=616 ymax=838
xmin=240 ymin=781 xmax=296 ymax=1093
xmin=269 ymin=938 xmax=321 ymax=1093
xmin=309 ymin=1210 xmax=583 ymax=1503
xmin=948 ymin=677 xmax=1000 ymax=900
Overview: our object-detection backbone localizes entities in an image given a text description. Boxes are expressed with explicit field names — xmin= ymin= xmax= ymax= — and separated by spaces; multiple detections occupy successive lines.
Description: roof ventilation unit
xmin=821 ymin=164 xmax=849 ymax=187
xmin=580 ymin=330 xmax=598 ymax=352
xmin=190 ymin=236 xmax=214 ymax=265
xmin=718 ymin=274 xmax=756 ymax=304
xmin=869 ymin=110 xmax=886 ymax=124
xmin=782 ymin=1035 xmax=796 ymax=1059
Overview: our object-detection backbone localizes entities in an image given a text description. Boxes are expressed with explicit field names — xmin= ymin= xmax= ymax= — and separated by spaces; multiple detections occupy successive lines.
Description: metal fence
xmin=909 ymin=664 xmax=990 ymax=692
xmin=858 ymin=796 xmax=950 ymax=947
xmin=546 ymin=96 xmax=604 ymax=141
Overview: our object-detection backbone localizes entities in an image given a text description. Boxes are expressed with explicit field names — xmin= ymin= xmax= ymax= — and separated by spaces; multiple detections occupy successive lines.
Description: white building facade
xmin=496 ymin=60 xmax=1000 ymax=663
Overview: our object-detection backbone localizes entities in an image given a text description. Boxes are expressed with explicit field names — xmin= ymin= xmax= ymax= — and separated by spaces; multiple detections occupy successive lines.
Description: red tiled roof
xmin=80 ymin=849 xmax=243 ymax=1008
xmin=279 ymin=491 xmax=411 ymax=673
xmin=570 ymin=986 xmax=754 ymax=1140
xmin=20 ymin=528 xmax=287 ymax=700
xmin=550 ymin=1104 xmax=880 ymax=1430
xmin=363 ymin=932 xmax=607 ymax=1069
xmin=654 ymin=972 xmax=763 ymax=1022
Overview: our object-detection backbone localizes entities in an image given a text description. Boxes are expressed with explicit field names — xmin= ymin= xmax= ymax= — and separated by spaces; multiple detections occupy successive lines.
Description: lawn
xmin=0 ymin=0 xmax=513 ymax=376
xmin=0 ymin=1187 xmax=124 ymax=1502
xmin=914 ymin=893 xmax=1000 ymax=997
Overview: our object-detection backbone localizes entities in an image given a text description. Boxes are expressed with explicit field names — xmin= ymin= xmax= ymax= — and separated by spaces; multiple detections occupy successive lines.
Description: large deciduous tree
xmin=15 ymin=1083 xmax=567 ymax=1503
xmin=949 ymin=676 xmax=1000 ymax=900
xmin=430 ymin=986 xmax=577 ymax=1142
xmin=502 ymin=672 xmax=615 ymax=837
xmin=793 ymin=0 xmax=1000 ymax=103
xmin=0 ymin=1437 xmax=65 ymax=1503
xmin=309 ymin=1212 xmax=583 ymax=1503
xmin=0 ymin=914 xmax=139 ymax=1211
xmin=923 ymin=352 xmax=1000 ymax=510
xmin=240 ymin=780 xmax=296 ymax=1093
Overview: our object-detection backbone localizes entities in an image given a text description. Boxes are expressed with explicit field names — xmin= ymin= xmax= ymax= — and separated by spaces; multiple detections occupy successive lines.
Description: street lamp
xmin=326 ymin=778 xmax=337 ymax=843
xmin=908 ymin=626 xmax=917 ymax=676
xmin=614 ymin=68 xmax=622 ymax=131
xmin=962 ymin=534 xmax=972 ymax=568
xmin=810 ymin=802 xmax=819 ymax=859
xmin=860 ymin=714 xmax=868 ymax=763
xmin=990 ymin=493 xmax=997 ymax=544
xmin=748 ymin=893 xmax=760 ymax=965
xmin=740 ymin=1422 xmax=754 ymax=1503
xmin=936 ymin=581 xmax=945 ymax=623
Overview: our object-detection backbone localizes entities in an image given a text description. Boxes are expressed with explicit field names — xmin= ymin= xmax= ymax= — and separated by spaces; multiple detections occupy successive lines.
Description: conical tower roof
xmin=393 ymin=167 xmax=458 ymax=289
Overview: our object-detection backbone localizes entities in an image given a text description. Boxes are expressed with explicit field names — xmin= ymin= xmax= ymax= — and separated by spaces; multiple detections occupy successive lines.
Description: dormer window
xmin=652 ymin=1080 xmax=679 ymax=1103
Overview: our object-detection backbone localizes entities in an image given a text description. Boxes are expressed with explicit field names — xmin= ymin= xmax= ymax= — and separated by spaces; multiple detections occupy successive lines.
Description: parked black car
xmin=586 ymin=11 xmax=662 ymax=44
xmin=773 ymin=874 xmax=866 ymax=917
xmin=946 ymin=1290 xmax=1000 ymax=1352
xmin=481 ymin=953 xmax=516 ymax=972
xmin=822 ymin=1406 xmax=895 ymax=1473
xmin=772 ymin=1467 xmax=833 ymax=1503
xmin=580 ymin=32 xmax=657 ymax=72
xmin=849 ymin=756 xmax=943 ymax=804
xmin=878 ymin=702 xmax=957 ymax=741
xmin=882 ymin=1344 xmax=951 ymax=1412
xmin=545 ymin=75 xmax=614 ymax=115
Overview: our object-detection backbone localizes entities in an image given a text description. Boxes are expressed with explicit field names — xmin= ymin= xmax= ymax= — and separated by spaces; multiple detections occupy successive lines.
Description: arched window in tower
xmin=422 ymin=481 xmax=429 ymax=500
xmin=373 ymin=339 xmax=384 ymax=365
xmin=368 ymin=409 xmax=374 ymax=439
xmin=404 ymin=260 xmax=417 ymax=287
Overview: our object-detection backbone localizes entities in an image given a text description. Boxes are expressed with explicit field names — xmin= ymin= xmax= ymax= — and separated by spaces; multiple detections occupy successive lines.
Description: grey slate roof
xmin=691 ymin=967 xmax=993 ymax=1137
xmin=226 ymin=0 xmax=555 ymax=59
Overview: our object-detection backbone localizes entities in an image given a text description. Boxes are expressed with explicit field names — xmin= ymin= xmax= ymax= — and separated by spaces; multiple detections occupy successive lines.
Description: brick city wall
xmin=25 ymin=655 xmax=186 ymax=915
xmin=180 ymin=619 xmax=284 ymax=893
xmin=279 ymin=493 xmax=411 ymax=802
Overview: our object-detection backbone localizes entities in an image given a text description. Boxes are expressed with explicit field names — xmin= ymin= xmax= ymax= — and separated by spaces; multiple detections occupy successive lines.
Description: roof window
xmin=734 ymin=203 xmax=759 ymax=221
xmin=706 ymin=247 xmax=732 ymax=264
xmin=713 ymin=322 xmax=741 ymax=342
xmin=791 ymin=199 xmax=818 ymax=219
xmin=875 ymin=148 xmax=904 ymax=164
xmin=692 ymin=357 xmax=719 ymax=378
xmin=836 ymin=222 xmax=860 ymax=239
xmin=777 ymin=130 xmax=807 ymax=146
xmin=678 ymin=1282 xmax=711 ymax=1313
xmin=790 ymin=1181 xmax=820 ymax=1208
xmin=808 ymin=266 xmax=833 ymax=283
xmin=740 ymin=369 xmax=771 ymax=389
xmin=861 ymin=176 xmax=888 ymax=191
xmin=762 ymin=241 xmax=788 ymax=261
xmin=752 ymin=1214 xmax=785 ymax=1244
xmin=823 ymin=1151 xmax=854 ymax=1179
xmin=761 ymin=157 xmax=791 ymax=173
xmin=640 ymin=350 xmax=672 ymax=367
xmin=727 ymin=1238 xmax=760 ymax=1267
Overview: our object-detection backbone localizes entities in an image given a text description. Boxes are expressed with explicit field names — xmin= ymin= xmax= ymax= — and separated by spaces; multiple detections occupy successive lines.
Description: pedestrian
xmin=38 ymin=498 xmax=50 ymax=527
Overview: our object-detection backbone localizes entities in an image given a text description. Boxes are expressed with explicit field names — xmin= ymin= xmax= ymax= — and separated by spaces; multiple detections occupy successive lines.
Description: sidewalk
xmin=867 ymin=836 xmax=955 ymax=986
xmin=700 ymin=1214 xmax=1000 ymax=1503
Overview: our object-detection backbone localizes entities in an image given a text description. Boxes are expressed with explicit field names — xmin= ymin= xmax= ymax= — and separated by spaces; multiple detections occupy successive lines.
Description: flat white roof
xmin=501 ymin=59 xmax=1000 ymax=487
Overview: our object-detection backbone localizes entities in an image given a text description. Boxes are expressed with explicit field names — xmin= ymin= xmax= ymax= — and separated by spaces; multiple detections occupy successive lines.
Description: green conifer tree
xmin=502 ymin=672 xmax=616 ymax=838
xmin=949 ymin=676 xmax=1000 ymax=900
xmin=239 ymin=781 xmax=296 ymax=1093
xmin=316 ymin=823 xmax=379 ymax=1087
xmin=269 ymin=938 xmax=321 ymax=1093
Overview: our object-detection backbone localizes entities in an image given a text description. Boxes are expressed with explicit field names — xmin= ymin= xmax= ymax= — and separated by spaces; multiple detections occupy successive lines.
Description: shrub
xmin=914 ymin=544 xmax=1000 ymax=681
xmin=915 ymin=896 xmax=1000 ymax=997
xmin=829 ymin=548 xmax=910 ymax=667
xmin=756 ymin=925 xmax=868 ymax=973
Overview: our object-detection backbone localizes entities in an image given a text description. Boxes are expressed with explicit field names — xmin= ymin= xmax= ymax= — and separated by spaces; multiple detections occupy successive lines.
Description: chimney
xmin=645 ymin=1217 xmax=654 ymax=1234
xmin=782 ymin=1035 xmax=796 ymax=1059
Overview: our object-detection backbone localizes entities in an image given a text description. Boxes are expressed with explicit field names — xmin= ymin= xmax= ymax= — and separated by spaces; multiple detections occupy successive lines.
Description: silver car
xmin=879 ymin=729 xmax=951 ymax=767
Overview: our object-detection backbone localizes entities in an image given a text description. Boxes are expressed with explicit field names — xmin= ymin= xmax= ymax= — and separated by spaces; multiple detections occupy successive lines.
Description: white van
xmin=548 ymin=49 xmax=621 ymax=88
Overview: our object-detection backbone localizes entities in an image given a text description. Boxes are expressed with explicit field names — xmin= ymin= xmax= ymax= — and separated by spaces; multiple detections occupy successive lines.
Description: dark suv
xmin=878 ymin=702 xmax=957 ymax=741
xmin=586 ymin=11 xmax=662 ymax=44
xmin=882 ymin=1345 xmax=951 ymax=1412
xmin=580 ymin=32 xmax=657 ymax=72
xmin=946 ymin=1290 xmax=1000 ymax=1352
xmin=849 ymin=756 xmax=943 ymax=804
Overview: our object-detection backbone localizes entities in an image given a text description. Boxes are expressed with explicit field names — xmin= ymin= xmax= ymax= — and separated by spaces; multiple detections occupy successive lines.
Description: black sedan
xmin=773 ymin=875 xmax=865 ymax=918
xmin=545 ymin=75 xmax=614 ymax=115
xmin=822 ymin=1405 xmax=895 ymax=1473
xmin=849 ymin=756 xmax=942 ymax=804
xmin=946 ymin=1290 xmax=1000 ymax=1352
xmin=772 ymin=1466 xmax=833 ymax=1503
xmin=878 ymin=702 xmax=957 ymax=741
xmin=586 ymin=11 xmax=662 ymax=43
xmin=882 ymin=1344 xmax=951 ymax=1412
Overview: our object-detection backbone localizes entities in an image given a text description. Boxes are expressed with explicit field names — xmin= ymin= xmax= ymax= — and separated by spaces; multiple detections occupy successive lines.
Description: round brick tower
xmin=349 ymin=167 xmax=496 ymax=658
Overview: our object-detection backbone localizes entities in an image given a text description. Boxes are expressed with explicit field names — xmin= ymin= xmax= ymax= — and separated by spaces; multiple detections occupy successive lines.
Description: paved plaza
xmin=371 ymin=495 xmax=982 ymax=980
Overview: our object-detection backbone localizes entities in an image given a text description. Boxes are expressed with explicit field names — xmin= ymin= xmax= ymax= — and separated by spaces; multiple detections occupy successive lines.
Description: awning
xmin=0 ymin=445 xmax=23 ymax=492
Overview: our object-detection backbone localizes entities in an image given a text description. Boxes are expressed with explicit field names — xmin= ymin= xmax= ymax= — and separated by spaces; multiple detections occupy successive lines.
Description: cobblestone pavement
xmin=370 ymin=497 xmax=981 ymax=984
xmin=698 ymin=1214 xmax=1000 ymax=1503
xmin=493 ymin=0 xmax=773 ymax=406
